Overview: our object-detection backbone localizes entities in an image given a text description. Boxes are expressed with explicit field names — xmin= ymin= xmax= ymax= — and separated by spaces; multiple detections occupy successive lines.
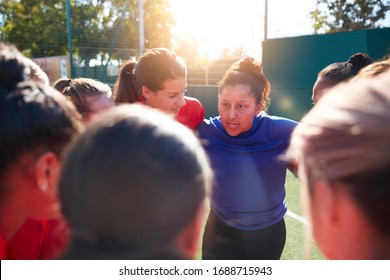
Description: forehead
xmin=219 ymin=84 xmax=254 ymax=99
xmin=160 ymin=77 xmax=186 ymax=92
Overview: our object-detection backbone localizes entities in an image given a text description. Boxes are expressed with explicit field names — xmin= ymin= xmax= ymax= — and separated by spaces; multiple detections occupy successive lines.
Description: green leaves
xmin=0 ymin=0 xmax=173 ymax=64
xmin=310 ymin=0 xmax=390 ymax=34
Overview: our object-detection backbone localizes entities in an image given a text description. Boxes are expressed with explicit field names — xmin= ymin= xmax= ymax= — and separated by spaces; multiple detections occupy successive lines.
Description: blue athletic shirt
xmin=197 ymin=113 xmax=298 ymax=230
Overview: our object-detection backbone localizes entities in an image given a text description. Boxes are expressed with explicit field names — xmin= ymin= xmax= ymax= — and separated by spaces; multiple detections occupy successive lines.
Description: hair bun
xmin=0 ymin=46 xmax=29 ymax=90
xmin=348 ymin=53 xmax=374 ymax=71
xmin=233 ymin=56 xmax=264 ymax=81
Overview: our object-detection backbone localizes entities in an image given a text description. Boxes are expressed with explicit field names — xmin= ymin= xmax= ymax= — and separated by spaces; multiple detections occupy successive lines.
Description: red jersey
xmin=0 ymin=232 xmax=6 ymax=260
xmin=6 ymin=218 xmax=69 ymax=260
xmin=175 ymin=96 xmax=205 ymax=130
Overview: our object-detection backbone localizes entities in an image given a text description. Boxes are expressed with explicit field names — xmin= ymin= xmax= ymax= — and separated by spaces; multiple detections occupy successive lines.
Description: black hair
xmin=319 ymin=53 xmax=374 ymax=84
xmin=0 ymin=83 xmax=83 ymax=178
xmin=0 ymin=42 xmax=83 ymax=196
xmin=0 ymin=42 xmax=29 ymax=89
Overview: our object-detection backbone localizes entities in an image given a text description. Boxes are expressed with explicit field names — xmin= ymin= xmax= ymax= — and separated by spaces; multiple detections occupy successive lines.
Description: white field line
xmin=286 ymin=210 xmax=309 ymax=225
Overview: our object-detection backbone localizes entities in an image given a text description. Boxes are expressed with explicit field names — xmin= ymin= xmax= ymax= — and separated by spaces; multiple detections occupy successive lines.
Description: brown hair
xmin=113 ymin=48 xmax=187 ymax=104
xmin=219 ymin=56 xmax=271 ymax=111
xmin=54 ymin=77 xmax=112 ymax=119
xmin=113 ymin=61 xmax=139 ymax=104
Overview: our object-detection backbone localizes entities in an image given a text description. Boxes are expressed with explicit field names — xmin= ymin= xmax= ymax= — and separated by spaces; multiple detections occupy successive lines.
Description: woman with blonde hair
xmin=285 ymin=72 xmax=390 ymax=259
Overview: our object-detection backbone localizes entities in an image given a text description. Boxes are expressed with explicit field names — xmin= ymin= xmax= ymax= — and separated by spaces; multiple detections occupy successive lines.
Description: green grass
xmin=196 ymin=171 xmax=325 ymax=260
xmin=282 ymin=171 xmax=324 ymax=259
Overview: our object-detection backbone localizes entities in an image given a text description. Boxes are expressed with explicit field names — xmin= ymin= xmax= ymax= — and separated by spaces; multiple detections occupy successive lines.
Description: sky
xmin=169 ymin=0 xmax=319 ymax=60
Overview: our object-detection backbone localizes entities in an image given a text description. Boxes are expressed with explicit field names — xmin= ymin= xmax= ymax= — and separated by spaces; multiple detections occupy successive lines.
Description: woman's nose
xmin=228 ymin=107 xmax=237 ymax=119
xmin=177 ymin=94 xmax=186 ymax=107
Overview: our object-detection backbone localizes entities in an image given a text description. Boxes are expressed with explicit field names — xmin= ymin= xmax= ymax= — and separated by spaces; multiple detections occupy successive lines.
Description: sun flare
xmin=169 ymin=0 xmax=316 ymax=61
xmin=170 ymin=0 xmax=264 ymax=60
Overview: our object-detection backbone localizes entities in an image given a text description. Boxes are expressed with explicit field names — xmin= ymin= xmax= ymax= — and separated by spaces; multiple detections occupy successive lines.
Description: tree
xmin=0 ymin=0 xmax=68 ymax=57
xmin=0 ymin=0 xmax=173 ymax=64
xmin=143 ymin=0 xmax=174 ymax=50
xmin=310 ymin=0 xmax=390 ymax=33
xmin=108 ymin=1 xmax=139 ymax=60
xmin=107 ymin=0 xmax=174 ymax=61
xmin=69 ymin=0 xmax=114 ymax=65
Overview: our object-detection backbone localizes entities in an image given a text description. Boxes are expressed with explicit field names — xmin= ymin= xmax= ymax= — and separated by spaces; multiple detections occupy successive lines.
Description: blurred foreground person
xmin=59 ymin=104 xmax=213 ymax=259
xmin=0 ymin=43 xmax=82 ymax=259
xmin=286 ymin=72 xmax=390 ymax=259
xmin=351 ymin=57 xmax=390 ymax=82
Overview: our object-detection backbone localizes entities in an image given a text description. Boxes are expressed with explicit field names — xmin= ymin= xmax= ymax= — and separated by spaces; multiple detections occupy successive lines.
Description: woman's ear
xmin=255 ymin=103 xmax=262 ymax=115
xmin=35 ymin=151 xmax=61 ymax=194
xmin=33 ymin=151 xmax=62 ymax=219
xmin=142 ymin=86 xmax=152 ymax=99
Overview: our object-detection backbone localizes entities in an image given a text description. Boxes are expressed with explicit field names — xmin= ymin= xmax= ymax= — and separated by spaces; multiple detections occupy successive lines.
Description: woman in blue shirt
xmin=197 ymin=56 xmax=297 ymax=259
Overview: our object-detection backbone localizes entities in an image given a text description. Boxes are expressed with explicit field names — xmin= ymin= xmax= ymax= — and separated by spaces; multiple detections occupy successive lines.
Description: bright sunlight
xmin=169 ymin=0 xmax=317 ymax=60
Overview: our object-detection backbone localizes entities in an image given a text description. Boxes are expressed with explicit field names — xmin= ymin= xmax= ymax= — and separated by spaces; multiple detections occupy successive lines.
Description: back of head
xmin=135 ymin=48 xmax=187 ymax=92
xmin=59 ymin=104 xmax=212 ymax=259
xmin=287 ymin=72 xmax=390 ymax=240
xmin=318 ymin=53 xmax=374 ymax=85
xmin=0 ymin=43 xmax=83 ymax=181
xmin=0 ymin=83 xmax=83 ymax=181
xmin=54 ymin=77 xmax=113 ymax=121
xmin=220 ymin=56 xmax=271 ymax=110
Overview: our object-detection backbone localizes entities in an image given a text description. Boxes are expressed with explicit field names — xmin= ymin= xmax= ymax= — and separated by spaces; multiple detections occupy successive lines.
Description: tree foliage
xmin=310 ymin=0 xmax=390 ymax=33
xmin=111 ymin=0 xmax=174 ymax=60
xmin=0 ymin=0 xmax=68 ymax=57
xmin=0 ymin=0 xmax=173 ymax=64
